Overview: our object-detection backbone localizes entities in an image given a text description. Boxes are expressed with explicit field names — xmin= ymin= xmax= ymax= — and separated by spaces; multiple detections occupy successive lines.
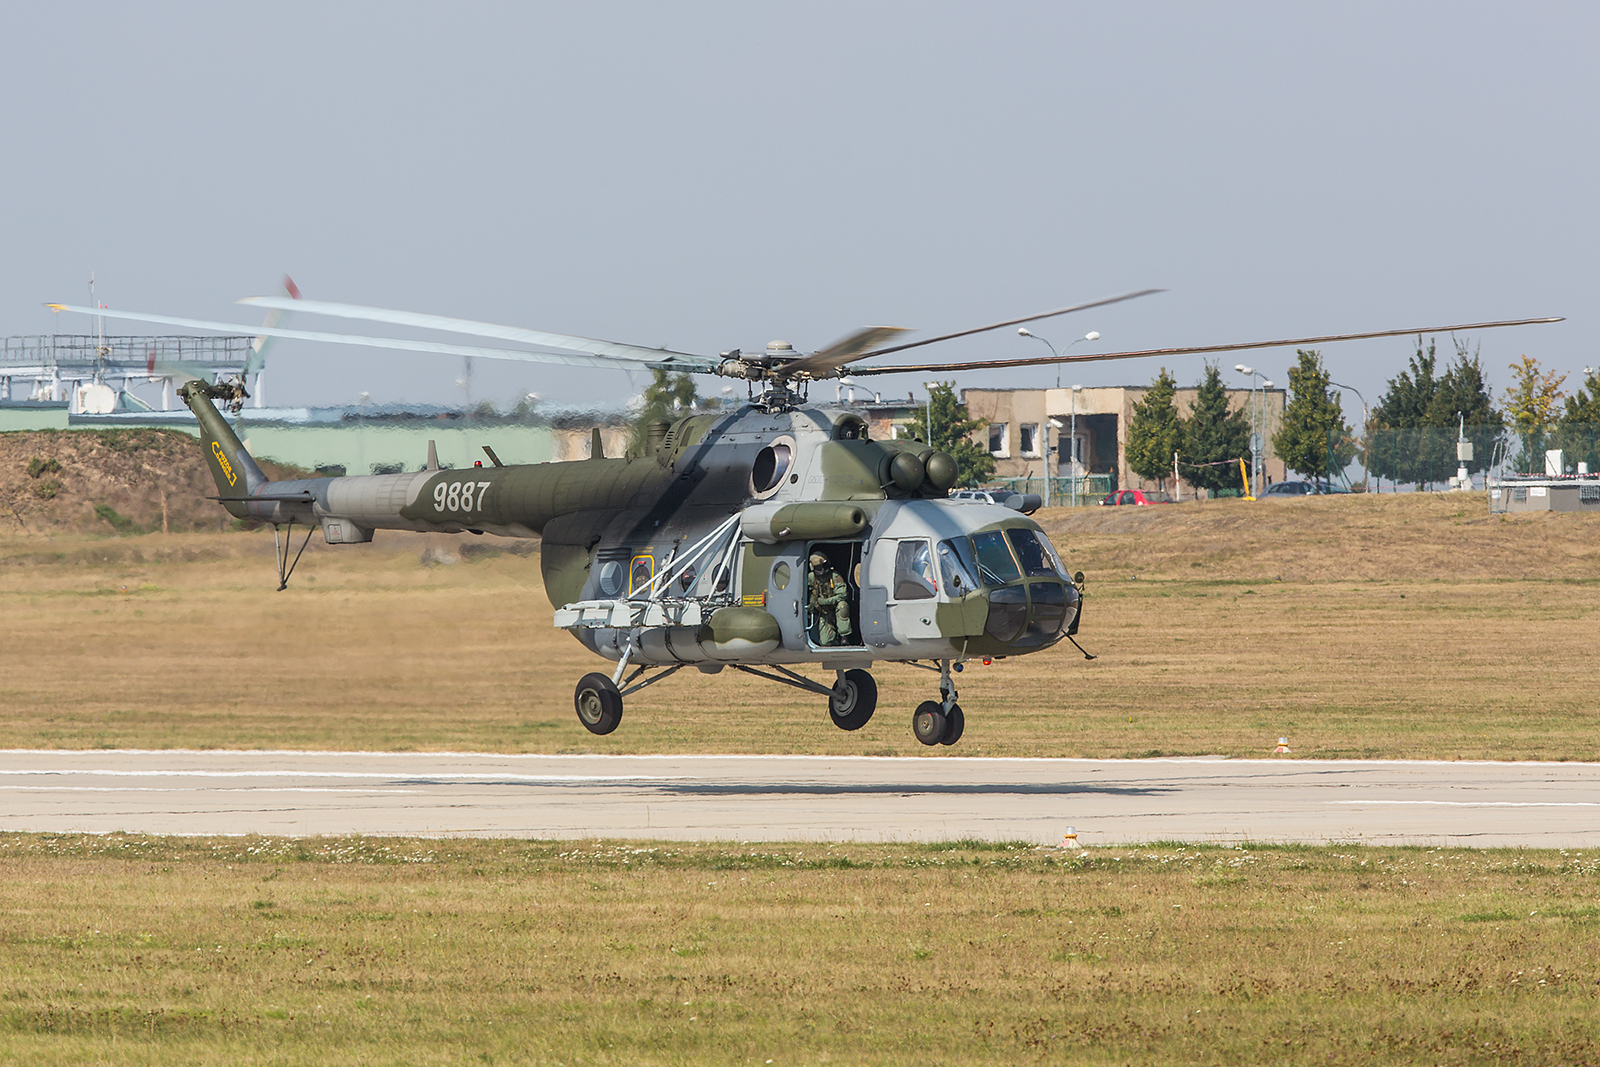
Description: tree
xmin=1181 ymin=364 xmax=1249 ymax=497
xmin=1501 ymin=355 xmax=1566 ymax=472
xmin=1271 ymin=350 xmax=1351 ymax=482
xmin=1365 ymin=336 xmax=1439 ymax=486
xmin=629 ymin=368 xmax=699 ymax=452
xmin=921 ymin=381 xmax=995 ymax=487
xmin=1125 ymin=368 xmax=1182 ymax=490
xmin=1554 ymin=366 xmax=1600 ymax=471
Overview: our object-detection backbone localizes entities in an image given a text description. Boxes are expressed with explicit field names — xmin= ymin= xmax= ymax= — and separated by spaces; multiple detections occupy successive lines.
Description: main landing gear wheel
xmin=574 ymin=673 xmax=624 ymax=736
xmin=829 ymin=669 xmax=878 ymax=731
xmin=938 ymin=704 xmax=964 ymax=746
xmin=913 ymin=700 xmax=947 ymax=747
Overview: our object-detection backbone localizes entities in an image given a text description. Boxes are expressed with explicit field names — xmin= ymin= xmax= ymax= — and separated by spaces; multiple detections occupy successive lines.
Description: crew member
xmin=807 ymin=552 xmax=854 ymax=646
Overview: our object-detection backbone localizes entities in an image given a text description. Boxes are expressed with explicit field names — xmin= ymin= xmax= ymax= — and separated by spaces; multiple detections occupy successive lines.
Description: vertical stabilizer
xmin=178 ymin=380 xmax=269 ymax=508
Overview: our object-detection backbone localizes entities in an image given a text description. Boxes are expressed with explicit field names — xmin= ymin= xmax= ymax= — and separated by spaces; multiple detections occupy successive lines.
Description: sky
xmin=2 ymin=2 xmax=1594 ymax=419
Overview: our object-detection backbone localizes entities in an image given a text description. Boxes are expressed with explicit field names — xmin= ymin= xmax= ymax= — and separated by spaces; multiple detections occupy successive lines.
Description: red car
xmin=1098 ymin=489 xmax=1174 ymax=506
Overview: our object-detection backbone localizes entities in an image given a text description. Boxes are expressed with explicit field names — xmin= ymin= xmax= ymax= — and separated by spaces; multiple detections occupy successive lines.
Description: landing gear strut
xmin=572 ymin=638 xmax=688 ymax=736
xmin=910 ymin=659 xmax=964 ymax=746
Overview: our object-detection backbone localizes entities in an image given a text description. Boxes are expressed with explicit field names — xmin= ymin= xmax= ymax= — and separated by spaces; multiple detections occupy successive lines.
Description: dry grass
xmin=0 ymin=492 xmax=1596 ymax=759
xmin=0 ymin=834 xmax=1596 ymax=1065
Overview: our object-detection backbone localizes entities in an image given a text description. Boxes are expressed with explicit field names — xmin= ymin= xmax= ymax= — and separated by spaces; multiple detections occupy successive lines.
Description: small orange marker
xmin=1062 ymin=826 xmax=1081 ymax=848
xmin=1274 ymin=737 xmax=1291 ymax=754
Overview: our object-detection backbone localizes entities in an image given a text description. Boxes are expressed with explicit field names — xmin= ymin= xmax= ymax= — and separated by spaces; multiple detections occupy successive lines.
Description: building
xmin=961 ymin=385 xmax=1287 ymax=498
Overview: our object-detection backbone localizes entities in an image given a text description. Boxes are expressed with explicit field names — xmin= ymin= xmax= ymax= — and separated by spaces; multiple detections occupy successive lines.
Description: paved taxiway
xmin=3 ymin=751 xmax=1597 ymax=846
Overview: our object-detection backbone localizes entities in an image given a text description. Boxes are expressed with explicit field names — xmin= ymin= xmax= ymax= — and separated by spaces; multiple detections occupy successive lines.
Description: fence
xmin=992 ymin=474 xmax=1116 ymax=504
xmin=1355 ymin=424 xmax=1600 ymax=490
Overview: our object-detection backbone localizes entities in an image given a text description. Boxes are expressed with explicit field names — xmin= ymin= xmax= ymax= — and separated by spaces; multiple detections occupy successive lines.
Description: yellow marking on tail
xmin=212 ymin=441 xmax=238 ymax=486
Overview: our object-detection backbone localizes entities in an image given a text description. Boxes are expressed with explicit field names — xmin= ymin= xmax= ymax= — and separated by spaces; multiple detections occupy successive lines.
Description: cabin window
xmin=629 ymin=554 xmax=654 ymax=595
xmin=988 ymin=423 xmax=1008 ymax=457
xmin=938 ymin=538 xmax=979 ymax=598
xmin=892 ymin=539 xmax=936 ymax=600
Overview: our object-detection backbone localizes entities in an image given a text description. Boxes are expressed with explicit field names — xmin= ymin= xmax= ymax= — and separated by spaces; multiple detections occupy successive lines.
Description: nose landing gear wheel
xmin=829 ymin=669 xmax=878 ymax=731
xmin=938 ymin=704 xmax=964 ymax=745
xmin=574 ymin=672 xmax=624 ymax=735
xmin=913 ymin=700 xmax=947 ymax=747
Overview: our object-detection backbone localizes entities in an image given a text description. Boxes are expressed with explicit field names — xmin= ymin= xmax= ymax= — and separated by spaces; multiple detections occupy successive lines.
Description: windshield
xmin=1031 ymin=529 xmax=1073 ymax=580
xmin=969 ymin=530 xmax=1021 ymax=586
xmin=937 ymin=538 xmax=980 ymax=597
xmin=1005 ymin=527 xmax=1057 ymax=578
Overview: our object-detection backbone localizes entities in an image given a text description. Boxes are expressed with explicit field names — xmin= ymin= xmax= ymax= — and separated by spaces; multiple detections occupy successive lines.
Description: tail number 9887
xmin=434 ymin=480 xmax=493 ymax=513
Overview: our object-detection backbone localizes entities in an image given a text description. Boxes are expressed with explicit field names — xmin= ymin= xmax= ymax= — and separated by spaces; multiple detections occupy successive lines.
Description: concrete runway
xmin=3 ymin=750 xmax=1597 ymax=847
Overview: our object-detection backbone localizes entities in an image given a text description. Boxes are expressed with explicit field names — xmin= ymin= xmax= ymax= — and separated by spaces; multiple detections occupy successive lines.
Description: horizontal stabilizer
xmin=207 ymin=490 xmax=315 ymax=503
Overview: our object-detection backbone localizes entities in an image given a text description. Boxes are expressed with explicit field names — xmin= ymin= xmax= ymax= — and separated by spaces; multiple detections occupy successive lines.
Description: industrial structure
xmin=0 ymin=333 xmax=258 ymax=415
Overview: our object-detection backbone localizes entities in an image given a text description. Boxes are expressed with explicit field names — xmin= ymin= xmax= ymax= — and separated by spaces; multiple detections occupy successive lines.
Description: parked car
xmin=950 ymin=488 xmax=1042 ymax=514
xmin=1262 ymin=480 xmax=1351 ymax=498
xmin=1098 ymin=489 xmax=1174 ymax=506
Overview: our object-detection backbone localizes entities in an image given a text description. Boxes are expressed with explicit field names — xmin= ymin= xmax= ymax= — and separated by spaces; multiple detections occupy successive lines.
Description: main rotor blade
xmin=840 ymin=289 xmax=1164 ymax=369
xmin=45 ymin=304 xmax=717 ymax=373
xmin=846 ymin=316 xmax=1565 ymax=377
xmin=240 ymin=295 xmax=711 ymax=367
xmin=781 ymin=326 xmax=913 ymax=377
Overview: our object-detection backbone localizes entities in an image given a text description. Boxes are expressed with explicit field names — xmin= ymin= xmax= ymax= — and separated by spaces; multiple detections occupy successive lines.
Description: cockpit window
xmin=1006 ymin=527 xmax=1058 ymax=578
xmin=893 ymin=539 xmax=936 ymax=600
xmin=1032 ymin=530 xmax=1072 ymax=580
xmin=969 ymin=530 xmax=1021 ymax=585
xmin=937 ymin=538 xmax=979 ymax=598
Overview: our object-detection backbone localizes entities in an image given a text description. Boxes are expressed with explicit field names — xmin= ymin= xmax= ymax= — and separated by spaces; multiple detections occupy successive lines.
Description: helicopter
xmin=48 ymin=293 xmax=1560 ymax=746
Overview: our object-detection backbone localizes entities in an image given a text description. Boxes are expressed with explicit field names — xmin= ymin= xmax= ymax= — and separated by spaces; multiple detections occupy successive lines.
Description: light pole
xmin=1018 ymin=327 xmax=1100 ymax=390
xmin=1069 ymin=384 xmax=1084 ymax=507
xmin=1233 ymin=365 xmax=1271 ymax=497
xmin=922 ymin=382 xmax=934 ymax=446
xmin=1047 ymin=418 xmax=1064 ymax=508
xmin=1019 ymin=329 xmax=1099 ymax=506
xmin=1329 ymin=381 xmax=1367 ymax=490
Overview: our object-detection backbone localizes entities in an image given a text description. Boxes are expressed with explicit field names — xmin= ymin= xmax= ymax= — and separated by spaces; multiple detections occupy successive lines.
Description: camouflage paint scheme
xmin=180 ymin=380 xmax=1080 ymax=672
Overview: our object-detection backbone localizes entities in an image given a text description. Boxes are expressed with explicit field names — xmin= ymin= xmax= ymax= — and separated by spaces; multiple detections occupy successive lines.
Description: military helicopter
xmin=49 ymin=294 xmax=1559 ymax=746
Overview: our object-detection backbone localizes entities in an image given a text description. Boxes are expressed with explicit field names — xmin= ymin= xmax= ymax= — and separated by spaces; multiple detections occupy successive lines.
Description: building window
xmin=988 ymin=423 xmax=1008 ymax=457
xmin=1019 ymin=423 xmax=1040 ymax=457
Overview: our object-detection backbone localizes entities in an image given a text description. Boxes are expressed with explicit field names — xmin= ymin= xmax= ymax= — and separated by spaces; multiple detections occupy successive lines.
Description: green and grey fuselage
xmin=181 ymin=380 xmax=1080 ymax=668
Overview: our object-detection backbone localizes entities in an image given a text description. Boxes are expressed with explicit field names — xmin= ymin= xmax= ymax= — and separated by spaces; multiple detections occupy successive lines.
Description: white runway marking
xmin=1329 ymin=799 xmax=1600 ymax=807
xmin=2 ymin=751 xmax=1597 ymax=847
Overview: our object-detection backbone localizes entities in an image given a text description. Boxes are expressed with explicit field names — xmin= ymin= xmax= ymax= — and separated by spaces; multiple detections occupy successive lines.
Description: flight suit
xmin=808 ymin=567 xmax=854 ymax=646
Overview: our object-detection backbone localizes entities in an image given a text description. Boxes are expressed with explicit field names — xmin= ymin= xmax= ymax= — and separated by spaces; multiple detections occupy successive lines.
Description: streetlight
xmin=1046 ymin=418 xmax=1064 ymax=508
xmin=1069 ymin=384 xmax=1084 ymax=507
xmin=922 ymin=382 xmax=935 ymax=445
xmin=1329 ymin=381 xmax=1367 ymax=490
xmin=1233 ymin=365 xmax=1270 ymax=497
xmin=1018 ymin=328 xmax=1101 ymax=389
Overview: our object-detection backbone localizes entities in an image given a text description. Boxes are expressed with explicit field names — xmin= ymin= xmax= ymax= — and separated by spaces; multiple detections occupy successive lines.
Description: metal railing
xmin=991 ymin=474 xmax=1117 ymax=504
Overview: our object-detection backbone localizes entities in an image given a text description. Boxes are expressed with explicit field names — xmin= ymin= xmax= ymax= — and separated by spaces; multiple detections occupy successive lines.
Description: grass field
xmin=1 ymin=493 xmax=1597 ymax=759
xmin=1 ymin=834 xmax=1595 ymax=1065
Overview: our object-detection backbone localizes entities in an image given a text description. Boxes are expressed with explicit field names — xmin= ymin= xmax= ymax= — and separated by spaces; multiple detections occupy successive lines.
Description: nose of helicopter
xmin=981 ymin=577 xmax=1078 ymax=648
